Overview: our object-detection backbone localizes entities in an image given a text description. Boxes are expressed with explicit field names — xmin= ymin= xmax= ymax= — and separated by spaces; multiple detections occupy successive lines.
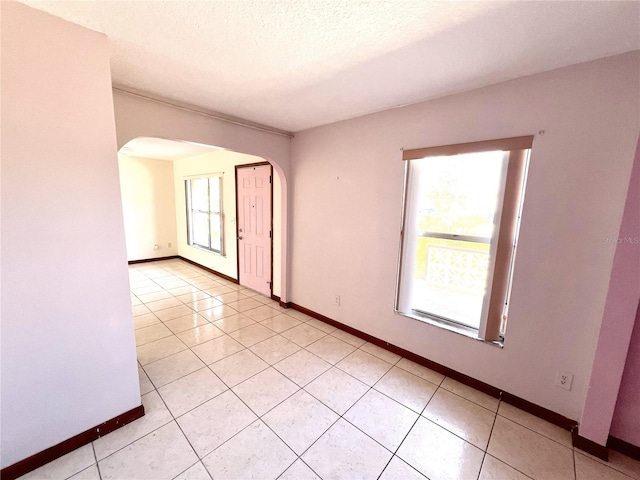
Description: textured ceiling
xmin=20 ymin=1 xmax=640 ymax=132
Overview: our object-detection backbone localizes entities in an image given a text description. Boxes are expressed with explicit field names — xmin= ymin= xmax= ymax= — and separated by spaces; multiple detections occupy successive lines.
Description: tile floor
xmin=19 ymin=259 xmax=640 ymax=480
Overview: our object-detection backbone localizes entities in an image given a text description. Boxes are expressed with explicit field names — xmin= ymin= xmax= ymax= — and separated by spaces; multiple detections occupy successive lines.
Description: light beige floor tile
xmin=137 ymin=336 xmax=188 ymax=365
xmin=202 ymin=420 xmax=296 ymax=480
xmin=130 ymin=296 xmax=142 ymax=306
xmin=232 ymin=367 xmax=299 ymax=416
xmin=143 ymin=349 xmax=205 ymax=388
xmin=304 ymin=318 xmax=337 ymax=333
xmin=133 ymin=312 xmax=161 ymax=330
xmin=202 ymin=285 xmax=234 ymax=296
xmin=330 ymin=329 xmax=366 ymax=347
xmin=177 ymin=390 xmax=257 ymax=458
xmin=167 ymin=286 xmax=200 ymax=296
xmin=138 ymin=366 xmax=154 ymax=394
xmin=249 ymin=335 xmax=301 ymax=364
xmin=396 ymin=357 xmax=445 ymax=385
xmin=258 ymin=314 xmax=301 ymax=333
xmin=274 ymin=349 xmax=331 ymax=386
xmin=174 ymin=291 xmax=211 ymax=303
xmin=345 ymin=389 xmax=419 ymax=451
xmin=374 ymin=366 xmax=437 ymax=413
xmin=213 ymin=291 xmax=249 ymax=304
xmin=306 ymin=335 xmax=356 ymax=364
xmin=441 ymin=377 xmax=500 ymax=412
xmin=155 ymin=305 xmax=195 ymax=322
xmin=145 ymin=297 xmax=183 ymax=312
xmin=137 ymin=290 xmax=172 ymax=304
xmin=188 ymin=297 xmax=223 ymax=312
xmin=163 ymin=313 xmax=209 ymax=334
xmin=191 ymin=335 xmax=245 ymax=365
xmin=281 ymin=323 xmax=327 ymax=347
xmin=18 ymin=444 xmax=94 ymax=480
xmin=397 ymin=417 xmax=484 ymax=480
xmin=284 ymin=309 xmax=314 ymax=322
xmin=99 ymin=422 xmax=197 ymax=480
xmin=135 ymin=323 xmax=173 ymax=346
xmin=379 ymin=456 xmax=428 ymax=479
xmin=94 ymin=391 xmax=172 ymax=460
xmin=337 ymin=349 xmax=393 ymax=386
xmin=244 ymin=304 xmax=280 ymax=321
xmin=302 ymin=418 xmax=392 ymax=480
xmin=212 ymin=312 xmax=256 ymax=333
xmin=176 ymin=324 xmax=225 ymax=347
xmin=226 ymin=297 xmax=263 ymax=312
xmin=228 ymin=323 xmax=276 ymax=347
xmin=305 ymin=367 xmax=370 ymax=415
xmin=132 ymin=304 xmax=151 ymax=316
xmin=209 ymin=349 xmax=269 ymax=387
xmin=360 ymin=342 xmax=402 ymax=364
xmin=68 ymin=464 xmax=100 ymax=480
xmin=498 ymin=402 xmax=573 ymax=447
xmin=487 ymin=416 xmax=574 ymax=480
xmin=422 ymin=388 xmax=496 ymax=449
xmin=173 ymin=461 xmax=212 ymax=480
xmin=606 ymin=450 xmax=640 ymax=479
xmin=479 ymin=454 xmax=532 ymax=480
xmin=263 ymin=390 xmax=339 ymax=454
xmin=575 ymin=451 xmax=637 ymax=480
xmin=278 ymin=459 xmax=321 ymax=480
xmin=132 ymin=285 xmax=163 ymax=296
xmin=158 ymin=367 xmax=227 ymax=417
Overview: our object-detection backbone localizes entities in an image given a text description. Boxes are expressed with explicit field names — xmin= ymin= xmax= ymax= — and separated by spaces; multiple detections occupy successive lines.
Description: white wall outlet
xmin=153 ymin=244 xmax=159 ymax=250
xmin=555 ymin=371 xmax=573 ymax=391
xmin=335 ymin=295 xmax=340 ymax=306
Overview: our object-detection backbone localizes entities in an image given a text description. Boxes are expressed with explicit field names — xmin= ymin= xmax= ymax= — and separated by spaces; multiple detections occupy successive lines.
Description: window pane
xmin=210 ymin=213 xmax=221 ymax=252
xmin=192 ymin=211 xmax=210 ymax=247
xmin=209 ymin=177 xmax=221 ymax=213
xmin=402 ymin=150 xmax=506 ymax=330
xmin=412 ymin=237 xmax=490 ymax=329
xmin=191 ymin=178 xmax=209 ymax=212
xmin=416 ymin=152 xmax=503 ymax=238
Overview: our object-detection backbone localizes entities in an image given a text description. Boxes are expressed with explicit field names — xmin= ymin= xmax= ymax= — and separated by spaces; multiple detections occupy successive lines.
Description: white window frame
xmin=185 ymin=174 xmax=224 ymax=255
xmin=395 ymin=136 xmax=532 ymax=344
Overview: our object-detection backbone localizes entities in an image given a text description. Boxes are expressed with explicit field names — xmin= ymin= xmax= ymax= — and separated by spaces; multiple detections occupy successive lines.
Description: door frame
xmin=234 ymin=161 xmax=274 ymax=296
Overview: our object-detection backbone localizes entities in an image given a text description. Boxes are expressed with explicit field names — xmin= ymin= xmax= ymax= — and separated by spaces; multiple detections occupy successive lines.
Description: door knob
xmin=238 ymin=236 xmax=243 ymax=240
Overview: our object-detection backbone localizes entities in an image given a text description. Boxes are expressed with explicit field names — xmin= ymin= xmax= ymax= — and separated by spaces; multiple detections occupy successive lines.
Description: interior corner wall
xmin=0 ymin=2 xmax=140 ymax=468
xmin=173 ymin=150 xmax=283 ymax=297
xmin=289 ymin=51 xmax=640 ymax=421
xmin=118 ymin=154 xmax=178 ymax=261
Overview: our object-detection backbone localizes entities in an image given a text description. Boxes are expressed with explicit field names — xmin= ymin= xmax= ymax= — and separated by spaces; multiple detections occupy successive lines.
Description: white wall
xmin=0 ymin=2 xmax=140 ymax=468
xmin=174 ymin=150 xmax=283 ymax=296
xmin=118 ymin=154 xmax=178 ymax=260
xmin=290 ymin=51 xmax=640 ymax=421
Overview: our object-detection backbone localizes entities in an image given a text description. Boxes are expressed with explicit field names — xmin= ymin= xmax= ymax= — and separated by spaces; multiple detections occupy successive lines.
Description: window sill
xmin=394 ymin=309 xmax=504 ymax=348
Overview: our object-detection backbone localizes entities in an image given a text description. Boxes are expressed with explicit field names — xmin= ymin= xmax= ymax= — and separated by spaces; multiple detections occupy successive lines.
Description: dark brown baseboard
xmin=573 ymin=428 xmax=609 ymax=460
xmin=608 ymin=435 xmax=640 ymax=461
xmin=178 ymin=256 xmax=239 ymax=284
xmin=1 ymin=405 xmax=144 ymax=480
xmin=128 ymin=255 xmax=179 ymax=264
xmin=288 ymin=302 xmax=580 ymax=436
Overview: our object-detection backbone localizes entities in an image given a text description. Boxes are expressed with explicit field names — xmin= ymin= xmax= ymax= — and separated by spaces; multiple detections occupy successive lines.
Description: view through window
xmin=186 ymin=176 xmax=223 ymax=254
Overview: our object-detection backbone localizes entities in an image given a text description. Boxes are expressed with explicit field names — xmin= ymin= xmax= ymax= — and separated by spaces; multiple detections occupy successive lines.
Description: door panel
xmin=237 ymin=164 xmax=272 ymax=296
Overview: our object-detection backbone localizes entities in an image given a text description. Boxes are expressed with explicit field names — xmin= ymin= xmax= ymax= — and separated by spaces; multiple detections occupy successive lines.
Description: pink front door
xmin=236 ymin=164 xmax=272 ymax=296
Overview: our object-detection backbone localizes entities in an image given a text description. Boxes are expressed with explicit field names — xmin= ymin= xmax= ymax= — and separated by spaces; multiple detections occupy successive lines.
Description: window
xmin=185 ymin=175 xmax=223 ymax=254
xmin=396 ymin=136 xmax=532 ymax=343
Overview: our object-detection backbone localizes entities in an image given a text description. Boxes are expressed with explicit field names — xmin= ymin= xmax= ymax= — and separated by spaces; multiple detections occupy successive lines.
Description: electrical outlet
xmin=153 ymin=244 xmax=159 ymax=251
xmin=168 ymin=242 xmax=172 ymax=248
xmin=555 ymin=371 xmax=573 ymax=391
xmin=335 ymin=295 xmax=340 ymax=306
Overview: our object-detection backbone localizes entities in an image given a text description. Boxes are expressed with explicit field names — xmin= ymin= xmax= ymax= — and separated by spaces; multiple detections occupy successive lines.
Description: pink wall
xmin=580 ymin=134 xmax=640 ymax=445
xmin=1 ymin=2 xmax=140 ymax=468
xmin=291 ymin=52 xmax=640 ymax=421
xmin=611 ymin=303 xmax=640 ymax=446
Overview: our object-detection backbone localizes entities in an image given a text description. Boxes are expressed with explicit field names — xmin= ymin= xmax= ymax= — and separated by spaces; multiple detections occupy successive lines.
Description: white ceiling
xmin=20 ymin=1 xmax=640 ymax=132
xmin=119 ymin=137 xmax=221 ymax=160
